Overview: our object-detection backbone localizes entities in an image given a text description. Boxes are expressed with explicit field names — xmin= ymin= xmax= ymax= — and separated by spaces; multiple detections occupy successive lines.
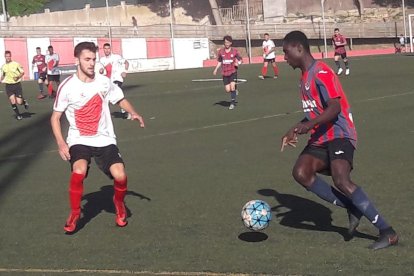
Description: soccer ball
xmin=241 ymin=200 xmax=272 ymax=231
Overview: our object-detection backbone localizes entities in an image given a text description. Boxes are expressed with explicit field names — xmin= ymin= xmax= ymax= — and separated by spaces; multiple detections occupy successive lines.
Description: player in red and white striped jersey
xmin=51 ymin=42 xmax=145 ymax=234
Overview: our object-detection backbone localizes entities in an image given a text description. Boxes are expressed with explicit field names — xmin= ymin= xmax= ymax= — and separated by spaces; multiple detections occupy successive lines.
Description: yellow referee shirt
xmin=1 ymin=61 xmax=24 ymax=84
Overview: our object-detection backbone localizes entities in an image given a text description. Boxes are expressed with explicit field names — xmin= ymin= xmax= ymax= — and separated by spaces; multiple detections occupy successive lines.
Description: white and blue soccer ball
xmin=241 ymin=200 xmax=272 ymax=231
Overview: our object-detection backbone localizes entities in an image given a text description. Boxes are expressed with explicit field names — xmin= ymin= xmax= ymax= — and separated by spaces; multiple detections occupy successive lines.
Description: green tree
xmin=0 ymin=0 xmax=50 ymax=17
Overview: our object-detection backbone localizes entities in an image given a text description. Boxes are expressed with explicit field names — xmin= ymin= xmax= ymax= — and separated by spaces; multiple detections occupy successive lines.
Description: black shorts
xmin=38 ymin=72 xmax=47 ymax=81
xmin=222 ymin=72 xmax=237 ymax=86
xmin=300 ymin=138 xmax=355 ymax=175
xmin=264 ymin=58 xmax=276 ymax=63
xmin=69 ymin=144 xmax=124 ymax=179
xmin=47 ymin=74 xmax=60 ymax=82
xmin=334 ymin=52 xmax=347 ymax=59
xmin=113 ymin=81 xmax=123 ymax=88
xmin=5 ymin=83 xmax=23 ymax=97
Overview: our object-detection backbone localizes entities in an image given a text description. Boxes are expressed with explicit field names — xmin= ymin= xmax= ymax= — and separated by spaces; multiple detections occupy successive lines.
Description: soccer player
xmin=1 ymin=50 xmax=29 ymax=120
xmin=332 ymin=28 xmax=350 ymax=75
xmin=100 ymin=43 xmax=130 ymax=117
xmin=32 ymin=47 xmax=47 ymax=99
xmin=280 ymin=30 xmax=398 ymax=250
xmin=50 ymin=41 xmax=145 ymax=234
xmin=45 ymin=45 xmax=60 ymax=98
xmin=213 ymin=35 xmax=242 ymax=110
xmin=259 ymin=33 xmax=279 ymax=80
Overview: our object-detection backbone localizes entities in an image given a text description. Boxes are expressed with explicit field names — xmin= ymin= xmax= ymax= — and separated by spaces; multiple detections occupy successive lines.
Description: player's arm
xmin=213 ymin=61 xmax=222 ymax=75
xmin=117 ymin=98 xmax=145 ymax=127
xmin=50 ymin=110 xmax=71 ymax=161
xmin=124 ymin=59 xmax=129 ymax=70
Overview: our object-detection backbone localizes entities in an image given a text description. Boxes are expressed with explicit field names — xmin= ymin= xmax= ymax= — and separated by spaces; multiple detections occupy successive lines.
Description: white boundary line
xmin=0 ymin=268 xmax=257 ymax=276
xmin=192 ymin=78 xmax=247 ymax=83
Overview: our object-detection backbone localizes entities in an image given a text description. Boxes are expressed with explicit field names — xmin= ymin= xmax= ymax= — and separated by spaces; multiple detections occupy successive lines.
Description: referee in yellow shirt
xmin=1 ymin=50 xmax=28 ymax=120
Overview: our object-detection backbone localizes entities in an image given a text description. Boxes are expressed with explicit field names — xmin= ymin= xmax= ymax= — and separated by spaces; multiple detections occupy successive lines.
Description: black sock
xmin=335 ymin=61 xmax=340 ymax=69
xmin=11 ymin=104 xmax=20 ymax=116
xmin=308 ymin=177 xmax=349 ymax=208
xmin=350 ymin=187 xmax=390 ymax=231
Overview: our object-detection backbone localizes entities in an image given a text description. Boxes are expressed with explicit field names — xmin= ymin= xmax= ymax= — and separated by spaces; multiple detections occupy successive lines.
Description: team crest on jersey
xmin=304 ymin=82 xmax=310 ymax=90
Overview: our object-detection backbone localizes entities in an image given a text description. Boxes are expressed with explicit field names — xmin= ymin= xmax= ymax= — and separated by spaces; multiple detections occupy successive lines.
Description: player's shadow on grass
xmin=73 ymin=185 xmax=151 ymax=233
xmin=214 ymin=101 xmax=238 ymax=107
xmin=21 ymin=111 xmax=36 ymax=119
xmin=257 ymin=188 xmax=377 ymax=242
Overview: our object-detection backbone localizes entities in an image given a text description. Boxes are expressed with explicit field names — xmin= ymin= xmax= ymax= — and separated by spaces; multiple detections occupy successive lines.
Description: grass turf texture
xmin=0 ymin=54 xmax=413 ymax=275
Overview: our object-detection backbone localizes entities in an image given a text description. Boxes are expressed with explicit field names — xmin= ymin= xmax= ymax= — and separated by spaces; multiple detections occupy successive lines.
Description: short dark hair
xmin=74 ymin=41 xmax=97 ymax=57
xmin=264 ymin=33 xmax=269 ymax=36
xmin=223 ymin=35 xmax=233 ymax=43
xmin=283 ymin=31 xmax=310 ymax=53
xmin=48 ymin=45 xmax=53 ymax=49
xmin=36 ymin=47 xmax=41 ymax=50
xmin=334 ymin=28 xmax=339 ymax=32
xmin=103 ymin=43 xmax=111 ymax=47
xmin=4 ymin=50 xmax=11 ymax=55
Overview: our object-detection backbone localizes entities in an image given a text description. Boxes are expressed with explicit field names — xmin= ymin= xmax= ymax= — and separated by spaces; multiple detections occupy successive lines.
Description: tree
xmin=0 ymin=0 xmax=50 ymax=17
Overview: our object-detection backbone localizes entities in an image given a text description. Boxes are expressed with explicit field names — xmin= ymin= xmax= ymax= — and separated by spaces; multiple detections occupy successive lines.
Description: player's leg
xmin=293 ymin=146 xmax=356 ymax=210
xmin=228 ymin=73 xmax=237 ymax=110
xmin=259 ymin=60 xmax=268 ymax=79
xmin=96 ymin=145 xmax=128 ymax=227
xmin=7 ymin=89 xmax=22 ymax=120
xmin=64 ymin=145 xmax=91 ymax=233
xmin=342 ymin=54 xmax=350 ymax=75
xmin=329 ymin=139 xmax=398 ymax=249
xmin=334 ymin=54 xmax=343 ymax=75
xmin=37 ymin=75 xmax=46 ymax=99
xmin=271 ymin=59 xmax=279 ymax=78
xmin=14 ymin=83 xmax=28 ymax=110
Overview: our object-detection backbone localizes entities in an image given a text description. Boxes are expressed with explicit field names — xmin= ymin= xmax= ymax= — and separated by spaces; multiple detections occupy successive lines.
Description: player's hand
xmin=280 ymin=131 xmax=298 ymax=152
xmin=13 ymin=76 xmax=20 ymax=81
xmin=121 ymin=72 xmax=127 ymax=78
xmin=130 ymin=113 xmax=145 ymax=128
xmin=58 ymin=142 xmax=70 ymax=161
xmin=213 ymin=69 xmax=217 ymax=76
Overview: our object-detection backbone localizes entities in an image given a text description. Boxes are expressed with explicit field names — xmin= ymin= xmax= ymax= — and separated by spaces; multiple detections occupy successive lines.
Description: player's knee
xmin=332 ymin=176 xmax=354 ymax=196
xmin=292 ymin=167 xmax=312 ymax=187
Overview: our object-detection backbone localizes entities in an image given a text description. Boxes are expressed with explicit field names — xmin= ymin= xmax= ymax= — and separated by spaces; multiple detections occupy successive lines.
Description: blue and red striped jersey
xmin=300 ymin=60 xmax=357 ymax=147
xmin=217 ymin=47 xmax=242 ymax=76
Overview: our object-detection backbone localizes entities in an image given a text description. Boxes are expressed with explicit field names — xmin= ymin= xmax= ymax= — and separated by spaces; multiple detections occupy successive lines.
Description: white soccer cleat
xmin=337 ymin=68 xmax=343 ymax=75
xmin=345 ymin=68 xmax=350 ymax=75
xmin=228 ymin=103 xmax=235 ymax=110
xmin=258 ymin=75 xmax=264 ymax=80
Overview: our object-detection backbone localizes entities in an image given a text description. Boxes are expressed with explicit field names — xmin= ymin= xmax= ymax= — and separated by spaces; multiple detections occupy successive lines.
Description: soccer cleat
xmin=16 ymin=115 xmax=23 ymax=120
xmin=228 ymin=103 xmax=235 ymax=110
xmin=337 ymin=68 xmax=343 ymax=75
xmin=345 ymin=68 xmax=350 ymax=75
xmin=64 ymin=212 xmax=80 ymax=233
xmin=347 ymin=206 xmax=363 ymax=235
xmin=24 ymin=101 xmax=29 ymax=110
xmin=113 ymin=196 xmax=128 ymax=227
xmin=258 ymin=75 xmax=264 ymax=80
xmin=369 ymin=227 xmax=398 ymax=250
xmin=273 ymin=76 xmax=278 ymax=79
xmin=37 ymin=94 xmax=47 ymax=100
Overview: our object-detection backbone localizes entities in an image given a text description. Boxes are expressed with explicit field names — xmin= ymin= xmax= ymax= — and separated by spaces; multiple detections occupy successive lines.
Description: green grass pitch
xmin=0 ymin=54 xmax=413 ymax=275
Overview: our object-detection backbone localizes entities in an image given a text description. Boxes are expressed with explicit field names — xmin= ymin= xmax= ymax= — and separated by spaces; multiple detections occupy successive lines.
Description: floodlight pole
xmin=409 ymin=14 xmax=414 ymax=53
xmin=321 ymin=0 xmax=328 ymax=58
xmin=169 ymin=0 xmax=176 ymax=69
xmin=245 ymin=0 xmax=252 ymax=63
xmin=402 ymin=0 xmax=408 ymax=52
xmin=105 ymin=0 xmax=113 ymax=45
xmin=1 ymin=0 xmax=7 ymax=24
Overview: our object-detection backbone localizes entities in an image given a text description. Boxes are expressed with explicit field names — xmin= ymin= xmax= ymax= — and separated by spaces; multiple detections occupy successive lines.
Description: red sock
xmin=273 ymin=65 xmax=279 ymax=76
xmin=261 ymin=67 xmax=267 ymax=76
xmin=69 ymin=172 xmax=85 ymax=214
xmin=114 ymin=177 xmax=127 ymax=202
xmin=48 ymin=83 xmax=53 ymax=95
